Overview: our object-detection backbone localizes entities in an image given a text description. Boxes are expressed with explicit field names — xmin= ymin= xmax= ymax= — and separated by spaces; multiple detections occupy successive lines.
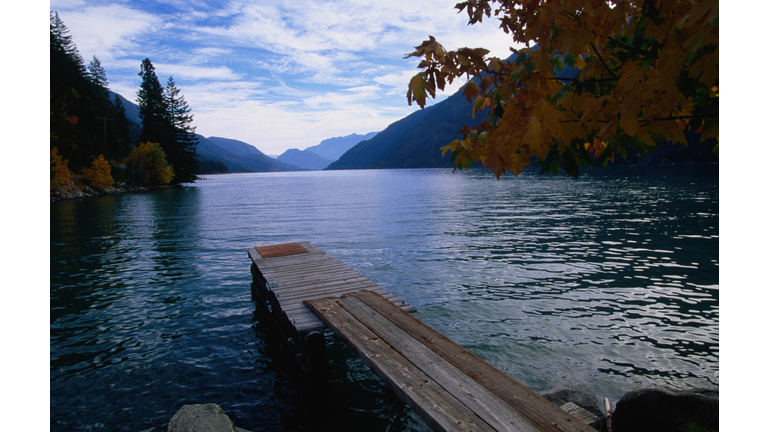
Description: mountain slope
xmin=108 ymin=91 xmax=299 ymax=172
xmin=325 ymin=92 xmax=481 ymax=170
xmin=305 ymin=132 xmax=378 ymax=161
xmin=277 ymin=149 xmax=333 ymax=170
xmin=196 ymin=135 xmax=302 ymax=172
xmin=207 ymin=136 xmax=265 ymax=157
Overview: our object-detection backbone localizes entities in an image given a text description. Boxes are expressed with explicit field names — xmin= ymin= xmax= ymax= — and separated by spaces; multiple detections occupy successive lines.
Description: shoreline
xmin=50 ymin=178 xmax=184 ymax=203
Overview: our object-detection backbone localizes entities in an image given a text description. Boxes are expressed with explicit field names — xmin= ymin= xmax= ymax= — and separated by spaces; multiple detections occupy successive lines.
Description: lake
xmin=50 ymin=165 xmax=719 ymax=431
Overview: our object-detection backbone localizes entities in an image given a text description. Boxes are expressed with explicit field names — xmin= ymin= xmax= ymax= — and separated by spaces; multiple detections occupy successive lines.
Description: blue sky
xmin=49 ymin=0 xmax=523 ymax=155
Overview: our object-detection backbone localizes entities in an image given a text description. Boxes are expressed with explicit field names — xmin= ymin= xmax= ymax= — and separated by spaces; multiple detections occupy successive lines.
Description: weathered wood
xmin=304 ymin=297 xmax=495 ymax=432
xmin=336 ymin=294 xmax=539 ymax=432
xmin=248 ymin=242 xmax=416 ymax=335
xmin=255 ymin=242 xmax=310 ymax=258
xmin=269 ymin=274 xmax=374 ymax=292
xmin=348 ymin=290 xmax=594 ymax=432
xmin=559 ymin=403 xmax=599 ymax=427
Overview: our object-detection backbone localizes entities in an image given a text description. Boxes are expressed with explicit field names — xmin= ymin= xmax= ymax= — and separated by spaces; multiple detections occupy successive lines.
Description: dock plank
xmin=251 ymin=242 xmax=593 ymax=432
xmin=336 ymin=294 xmax=539 ymax=432
xmin=306 ymin=290 xmax=594 ymax=432
xmin=305 ymin=297 xmax=496 ymax=432
xmin=349 ymin=290 xmax=595 ymax=432
xmin=249 ymin=242 xmax=416 ymax=335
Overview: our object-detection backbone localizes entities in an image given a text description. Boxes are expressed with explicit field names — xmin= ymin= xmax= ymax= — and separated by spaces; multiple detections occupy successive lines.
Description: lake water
xmin=50 ymin=165 xmax=719 ymax=431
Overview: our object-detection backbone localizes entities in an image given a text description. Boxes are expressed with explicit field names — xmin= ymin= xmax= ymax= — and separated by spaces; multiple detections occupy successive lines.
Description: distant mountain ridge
xmin=277 ymin=149 xmax=333 ymax=170
xmin=199 ymin=136 xmax=302 ymax=172
xmin=326 ymin=91 xmax=486 ymax=170
xmin=107 ymin=90 xmax=303 ymax=173
xmin=207 ymin=136 xmax=266 ymax=157
xmin=325 ymin=54 xmax=582 ymax=171
xmin=305 ymin=132 xmax=378 ymax=161
xmin=275 ymin=132 xmax=378 ymax=170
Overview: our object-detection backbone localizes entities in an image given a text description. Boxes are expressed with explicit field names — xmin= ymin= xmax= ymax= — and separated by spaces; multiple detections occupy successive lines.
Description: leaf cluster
xmin=123 ymin=142 xmax=174 ymax=186
xmin=50 ymin=147 xmax=72 ymax=191
xmin=406 ymin=0 xmax=719 ymax=178
xmin=81 ymin=154 xmax=115 ymax=189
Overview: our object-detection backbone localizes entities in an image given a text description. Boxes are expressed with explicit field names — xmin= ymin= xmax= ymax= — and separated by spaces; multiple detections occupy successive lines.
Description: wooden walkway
xmin=247 ymin=242 xmax=415 ymax=334
xmin=248 ymin=242 xmax=595 ymax=432
xmin=306 ymin=290 xmax=595 ymax=432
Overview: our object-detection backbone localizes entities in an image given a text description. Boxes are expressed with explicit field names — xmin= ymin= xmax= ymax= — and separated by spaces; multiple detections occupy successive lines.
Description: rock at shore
xmin=168 ymin=404 xmax=251 ymax=432
xmin=612 ymin=387 xmax=718 ymax=432
xmin=540 ymin=381 xmax=605 ymax=430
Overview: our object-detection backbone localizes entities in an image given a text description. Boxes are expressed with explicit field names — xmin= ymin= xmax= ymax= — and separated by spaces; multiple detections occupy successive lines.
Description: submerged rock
xmin=540 ymin=381 xmax=605 ymax=430
xmin=168 ymin=404 xmax=251 ymax=432
xmin=612 ymin=387 xmax=718 ymax=432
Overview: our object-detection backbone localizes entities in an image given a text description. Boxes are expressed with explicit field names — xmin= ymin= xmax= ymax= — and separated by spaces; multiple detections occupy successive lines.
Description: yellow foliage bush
xmin=81 ymin=154 xmax=114 ymax=188
xmin=123 ymin=142 xmax=174 ymax=186
xmin=50 ymin=147 xmax=72 ymax=191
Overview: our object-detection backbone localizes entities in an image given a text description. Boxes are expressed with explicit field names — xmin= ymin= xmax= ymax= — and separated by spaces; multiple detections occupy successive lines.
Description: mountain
xmin=304 ymin=132 xmax=378 ymax=161
xmin=277 ymin=148 xmax=333 ymax=170
xmin=197 ymin=135 xmax=302 ymax=172
xmin=196 ymin=135 xmax=254 ymax=172
xmin=207 ymin=136 xmax=264 ymax=157
xmin=106 ymin=90 xmax=301 ymax=173
xmin=109 ymin=90 xmax=141 ymax=125
xmin=325 ymin=53 xmax=584 ymax=171
xmin=326 ymin=91 xmax=481 ymax=170
xmin=107 ymin=90 xmax=141 ymax=145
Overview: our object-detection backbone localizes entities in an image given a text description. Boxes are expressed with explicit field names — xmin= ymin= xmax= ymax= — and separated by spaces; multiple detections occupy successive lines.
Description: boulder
xmin=540 ymin=381 xmax=604 ymax=430
xmin=168 ymin=404 xmax=251 ymax=432
xmin=612 ymin=387 xmax=718 ymax=432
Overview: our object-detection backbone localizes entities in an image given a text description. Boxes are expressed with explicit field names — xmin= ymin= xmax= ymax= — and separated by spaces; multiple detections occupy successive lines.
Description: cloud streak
xmin=50 ymin=0 xmax=523 ymax=155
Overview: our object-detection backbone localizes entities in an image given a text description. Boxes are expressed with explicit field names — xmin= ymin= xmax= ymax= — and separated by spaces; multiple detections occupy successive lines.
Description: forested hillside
xmin=51 ymin=11 xmax=199 ymax=189
xmin=326 ymin=93 xmax=480 ymax=170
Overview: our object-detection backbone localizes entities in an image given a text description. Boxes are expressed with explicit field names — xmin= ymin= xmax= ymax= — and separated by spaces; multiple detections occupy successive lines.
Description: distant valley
xmin=275 ymin=132 xmax=378 ymax=170
xmin=112 ymin=90 xmax=378 ymax=173
xmin=113 ymin=71 xmax=716 ymax=176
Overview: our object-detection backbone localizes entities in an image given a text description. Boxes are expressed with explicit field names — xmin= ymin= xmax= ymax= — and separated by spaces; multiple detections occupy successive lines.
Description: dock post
xmin=304 ymin=331 xmax=327 ymax=383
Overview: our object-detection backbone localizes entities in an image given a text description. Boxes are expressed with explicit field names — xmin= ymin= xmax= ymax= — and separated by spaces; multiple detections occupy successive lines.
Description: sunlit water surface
xmin=50 ymin=165 xmax=718 ymax=431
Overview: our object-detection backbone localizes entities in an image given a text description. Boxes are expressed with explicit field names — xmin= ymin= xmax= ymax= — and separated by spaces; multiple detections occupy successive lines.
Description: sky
xmin=48 ymin=0 xmax=524 ymax=156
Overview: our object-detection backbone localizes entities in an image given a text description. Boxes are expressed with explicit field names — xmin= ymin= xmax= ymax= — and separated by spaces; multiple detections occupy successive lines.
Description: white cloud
xmin=52 ymin=5 xmax=164 ymax=61
xmin=50 ymin=0 xmax=526 ymax=155
xmin=152 ymin=63 xmax=242 ymax=81
xmin=193 ymin=97 xmax=415 ymax=155
xmin=303 ymin=85 xmax=382 ymax=109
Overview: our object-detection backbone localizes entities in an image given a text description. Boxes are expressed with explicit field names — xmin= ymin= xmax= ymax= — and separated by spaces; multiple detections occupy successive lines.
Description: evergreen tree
xmin=50 ymin=11 xmax=84 ymax=72
xmin=87 ymin=56 xmax=109 ymax=90
xmin=136 ymin=60 xmax=199 ymax=184
xmin=50 ymin=11 xmax=109 ymax=170
xmin=50 ymin=11 xmax=132 ymax=190
xmin=136 ymin=58 xmax=169 ymax=146
xmin=164 ymin=76 xmax=199 ymax=183
xmin=111 ymin=95 xmax=132 ymax=164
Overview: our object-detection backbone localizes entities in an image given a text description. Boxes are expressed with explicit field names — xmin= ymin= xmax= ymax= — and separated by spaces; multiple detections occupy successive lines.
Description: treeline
xmin=198 ymin=159 xmax=229 ymax=174
xmin=50 ymin=11 xmax=200 ymax=191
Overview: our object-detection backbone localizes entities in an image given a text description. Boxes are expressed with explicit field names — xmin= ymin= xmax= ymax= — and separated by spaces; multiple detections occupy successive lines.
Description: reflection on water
xmin=51 ymin=165 xmax=718 ymax=431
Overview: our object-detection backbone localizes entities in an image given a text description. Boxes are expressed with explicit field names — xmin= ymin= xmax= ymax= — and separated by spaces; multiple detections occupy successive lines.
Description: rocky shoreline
xmin=167 ymin=383 xmax=718 ymax=432
xmin=50 ymin=177 xmax=182 ymax=203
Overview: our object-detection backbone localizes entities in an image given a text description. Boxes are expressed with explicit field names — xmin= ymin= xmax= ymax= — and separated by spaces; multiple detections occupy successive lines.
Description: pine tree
xmin=164 ymin=76 xmax=199 ymax=183
xmin=50 ymin=11 xmax=132 ymax=188
xmin=50 ymin=11 xmax=110 ymax=170
xmin=111 ymin=95 xmax=132 ymax=163
xmin=137 ymin=58 xmax=170 ymax=146
xmin=50 ymin=11 xmax=84 ymax=72
xmin=87 ymin=56 xmax=109 ymax=90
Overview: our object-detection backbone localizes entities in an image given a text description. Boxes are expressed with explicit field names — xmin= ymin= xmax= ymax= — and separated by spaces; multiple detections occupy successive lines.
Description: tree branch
xmin=591 ymin=42 xmax=617 ymax=78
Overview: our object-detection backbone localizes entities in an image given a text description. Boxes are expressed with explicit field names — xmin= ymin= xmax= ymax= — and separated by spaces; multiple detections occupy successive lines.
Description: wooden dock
xmin=248 ymin=242 xmax=596 ymax=432
xmin=247 ymin=242 xmax=415 ymax=334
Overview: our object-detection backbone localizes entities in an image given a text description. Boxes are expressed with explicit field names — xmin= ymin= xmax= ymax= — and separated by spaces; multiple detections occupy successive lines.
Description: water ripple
xmin=51 ymin=165 xmax=718 ymax=431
